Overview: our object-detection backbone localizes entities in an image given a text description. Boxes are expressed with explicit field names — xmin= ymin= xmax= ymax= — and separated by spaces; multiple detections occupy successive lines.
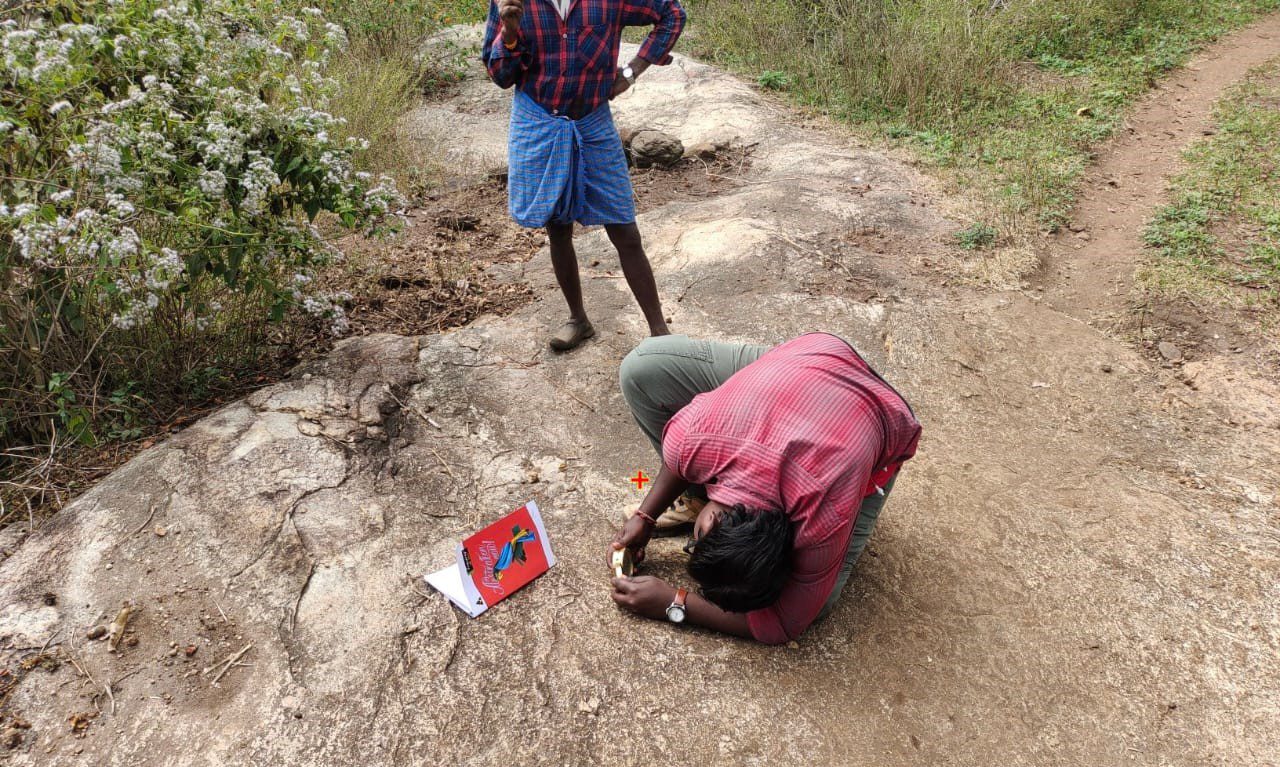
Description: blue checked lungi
xmin=507 ymin=91 xmax=636 ymax=228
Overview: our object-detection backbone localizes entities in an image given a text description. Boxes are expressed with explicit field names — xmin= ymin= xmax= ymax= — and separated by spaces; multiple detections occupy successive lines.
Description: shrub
xmin=956 ymin=222 xmax=998 ymax=250
xmin=0 ymin=0 xmax=404 ymax=450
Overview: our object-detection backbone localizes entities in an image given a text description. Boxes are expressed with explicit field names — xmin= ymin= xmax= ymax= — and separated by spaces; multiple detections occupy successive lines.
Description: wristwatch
xmin=665 ymin=588 xmax=688 ymax=623
xmin=622 ymin=65 xmax=637 ymax=86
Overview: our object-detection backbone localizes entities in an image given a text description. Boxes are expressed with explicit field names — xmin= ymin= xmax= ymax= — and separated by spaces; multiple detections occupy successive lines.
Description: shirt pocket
xmin=575 ymin=24 xmax=614 ymax=73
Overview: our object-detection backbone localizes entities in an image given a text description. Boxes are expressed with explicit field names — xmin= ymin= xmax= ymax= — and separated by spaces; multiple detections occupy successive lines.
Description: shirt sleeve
xmin=481 ymin=1 xmax=533 ymax=89
xmin=621 ymin=0 xmax=686 ymax=66
xmin=660 ymin=399 xmax=696 ymax=475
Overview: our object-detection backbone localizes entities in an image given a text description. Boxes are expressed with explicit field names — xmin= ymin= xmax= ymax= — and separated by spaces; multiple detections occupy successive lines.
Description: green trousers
xmin=618 ymin=335 xmax=896 ymax=619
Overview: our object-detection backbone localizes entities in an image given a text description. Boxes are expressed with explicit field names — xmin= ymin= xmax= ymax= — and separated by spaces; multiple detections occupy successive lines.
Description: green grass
xmin=297 ymin=0 xmax=486 ymax=186
xmin=1142 ymin=60 xmax=1280 ymax=309
xmin=683 ymin=0 xmax=1280 ymax=269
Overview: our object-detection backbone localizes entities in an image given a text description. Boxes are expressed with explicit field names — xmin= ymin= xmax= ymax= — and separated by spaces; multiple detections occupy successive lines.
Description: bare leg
xmin=546 ymin=222 xmax=595 ymax=351
xmin=605 ymin=222 xmax=670 ymax=336
xmin=547 ymin=222 xmax=587 ymax=323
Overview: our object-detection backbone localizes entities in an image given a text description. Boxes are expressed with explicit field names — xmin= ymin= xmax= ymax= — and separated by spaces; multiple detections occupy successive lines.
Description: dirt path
xmin=1038 ymin=13 xmax=1280 ymax=331
xmin=2 ymin=23 xmax=1278 ymax=767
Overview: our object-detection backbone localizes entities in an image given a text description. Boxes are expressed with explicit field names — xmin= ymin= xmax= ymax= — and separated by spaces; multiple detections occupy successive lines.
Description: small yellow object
xmin=611 ymin=548 xmax=634 ymax=579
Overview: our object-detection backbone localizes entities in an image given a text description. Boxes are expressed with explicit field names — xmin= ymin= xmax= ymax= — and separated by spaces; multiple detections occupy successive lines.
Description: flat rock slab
xmin=3 ymin=29 xmax=1278 ymax=767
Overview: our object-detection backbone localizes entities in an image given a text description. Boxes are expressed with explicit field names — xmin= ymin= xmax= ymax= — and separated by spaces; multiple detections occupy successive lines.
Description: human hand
xmin=498 ymin=0 xmax=523 ymax=36
xmin=610 ymin=575 xmax=676 ymax=620
xmin=607 ymin=512 xmax=652 ymax=568
xmin=608 ymin=67 xmax=632 ymax=100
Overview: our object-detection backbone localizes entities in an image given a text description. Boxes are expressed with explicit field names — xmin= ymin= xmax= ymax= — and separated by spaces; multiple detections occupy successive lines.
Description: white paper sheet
xmin=424 ymin=563 xmax=486 ymax=618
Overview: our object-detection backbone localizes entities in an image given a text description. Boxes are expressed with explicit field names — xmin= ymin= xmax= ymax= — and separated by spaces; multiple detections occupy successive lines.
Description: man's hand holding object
xmin=499 ymin=0 xmax=523 ymax=41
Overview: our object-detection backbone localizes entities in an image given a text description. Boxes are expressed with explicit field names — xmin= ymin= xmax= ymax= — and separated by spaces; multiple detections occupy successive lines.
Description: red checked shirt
xmin=482 ymin=0 xmax=686 ymax=118
xmin=661 ymin=333 xmax=923 ymax=645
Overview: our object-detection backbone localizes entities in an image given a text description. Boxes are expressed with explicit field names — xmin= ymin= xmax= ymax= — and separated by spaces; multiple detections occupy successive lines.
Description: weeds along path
xmin=1 ymin=27 xmax=1277 ymax=767
xmin=1037 ymin=13 xmax=1280 ymax=326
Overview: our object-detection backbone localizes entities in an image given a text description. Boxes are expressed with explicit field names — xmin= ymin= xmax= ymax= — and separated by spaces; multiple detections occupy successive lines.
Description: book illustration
xmin=425 ymin=501 xmax=555 ymax=618
xmin=494 ymin=525 xmax=536 ymax=581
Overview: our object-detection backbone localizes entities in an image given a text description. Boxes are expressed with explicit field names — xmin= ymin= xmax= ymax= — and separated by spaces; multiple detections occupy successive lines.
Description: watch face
xmin=666 ymin=605 xmax=686 ymax=624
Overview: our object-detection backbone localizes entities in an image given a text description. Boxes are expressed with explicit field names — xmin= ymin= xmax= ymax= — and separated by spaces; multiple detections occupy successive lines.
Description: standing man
xmin=482 ymin=0 xmax=686 ymax=351
xmin=607 ymin=333 xmax=922 ymax=644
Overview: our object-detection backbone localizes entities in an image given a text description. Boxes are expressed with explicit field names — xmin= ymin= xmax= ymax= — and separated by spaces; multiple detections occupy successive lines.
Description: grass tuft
xmin=1141 ymin=60 xmax=1280 ymax=312
xmin=684 ymin=0 xmax=1280 ymax=281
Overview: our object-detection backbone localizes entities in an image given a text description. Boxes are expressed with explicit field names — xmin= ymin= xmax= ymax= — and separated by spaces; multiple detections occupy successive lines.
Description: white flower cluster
xmin=2 ymin=0 xmax=404 ymax=339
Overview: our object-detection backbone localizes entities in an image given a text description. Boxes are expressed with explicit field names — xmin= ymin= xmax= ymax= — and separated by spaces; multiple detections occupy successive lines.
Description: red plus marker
xmin=629 ymin=470 xmax=650 ymax=491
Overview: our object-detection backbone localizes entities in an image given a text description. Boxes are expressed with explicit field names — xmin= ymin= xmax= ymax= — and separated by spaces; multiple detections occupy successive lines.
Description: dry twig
xmin=563 ymin=389 xmax=596 ymax=413
xmin=204 ymin=643 xmax=253 ymax=684
xmin=129 ymin=503 xmax=158 ymax=537
xmin=430 ymin=448 xmax=459 ymax=481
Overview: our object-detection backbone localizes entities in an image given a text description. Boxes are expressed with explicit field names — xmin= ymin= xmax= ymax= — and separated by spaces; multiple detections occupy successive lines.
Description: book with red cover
xmin=424 ymin=501 xmax=556 ymax=617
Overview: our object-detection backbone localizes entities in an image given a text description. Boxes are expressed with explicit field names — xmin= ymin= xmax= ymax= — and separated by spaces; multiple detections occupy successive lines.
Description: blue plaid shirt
xmin=482 ymin=0 xmax=686 ymax=118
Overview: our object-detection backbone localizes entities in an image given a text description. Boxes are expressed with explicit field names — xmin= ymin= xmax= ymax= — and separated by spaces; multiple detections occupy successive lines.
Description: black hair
xmin=686 ymin=505 xmax=793 ymax=613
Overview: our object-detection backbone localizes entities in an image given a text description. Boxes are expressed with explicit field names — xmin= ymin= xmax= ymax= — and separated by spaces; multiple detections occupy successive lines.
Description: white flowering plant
xmin=1 ymin=0 xmax=404 ymax=447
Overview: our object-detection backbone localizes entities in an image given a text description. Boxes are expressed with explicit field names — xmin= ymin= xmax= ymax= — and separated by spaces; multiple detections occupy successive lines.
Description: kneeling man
xmin=609 ymin=333 xmax=922 ymax=644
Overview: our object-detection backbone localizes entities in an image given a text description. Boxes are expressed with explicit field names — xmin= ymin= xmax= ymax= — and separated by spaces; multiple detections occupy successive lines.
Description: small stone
xmin=523 ymin=469 xmax=540 ymax=484
xmin=786 ymin=641 xmax=800 ymax=649
xmin=1076 ymin=106 xmax=1094 ymax=118
xmin=684 ymin=141 xmax=718 ymax=160
xmin=3 ymin=727 xmax=22 ymax=750
xmin=104 ymin=563 xmax=112 ymax=570
xmin=168 ymin=647 xmax=179 ymax=657
xmin=1030 ymin=381 xmax=1051 ymax=389
xmin=86 ymin=625 xmax=107 ymax=640
xmin=1158 ymin=341 xmax=1183 ymax=361
xmin=577 ymin=696 xmax=601 ymax=714
xmin=630 ymin=130 xmax=684 ymax=168
xmin=1101 ymin=364 xmax=1113 ymax=373
xmin=184 ymin=645 xmax=198 ymax=657
xmin=153 ymin=526 xmax=167 ymax=537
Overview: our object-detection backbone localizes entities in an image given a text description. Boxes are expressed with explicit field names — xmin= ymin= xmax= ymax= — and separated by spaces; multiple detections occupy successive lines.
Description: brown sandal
xmin=549 ymin=318 xmax=596 ymax=352
xmin=623 ymin=494 xmax=705 ymax=536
